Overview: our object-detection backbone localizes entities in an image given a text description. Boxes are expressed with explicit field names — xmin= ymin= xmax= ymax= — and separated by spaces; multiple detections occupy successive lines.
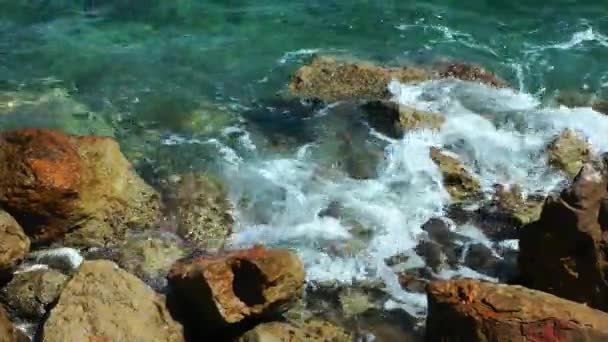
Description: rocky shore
xmin=0 ymin=54 xmax=607 ymax=341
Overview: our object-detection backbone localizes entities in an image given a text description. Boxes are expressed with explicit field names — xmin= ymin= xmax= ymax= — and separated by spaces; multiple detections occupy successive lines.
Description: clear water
xmin=2 ymin=0 xmax=608 ymax=316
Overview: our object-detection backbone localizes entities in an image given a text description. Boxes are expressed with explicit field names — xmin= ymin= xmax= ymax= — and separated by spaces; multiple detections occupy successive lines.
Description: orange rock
xmin=168 ymin=246 xmax=305 ymax=337
xmin=426 ymin=279 xmax=608 ymax=342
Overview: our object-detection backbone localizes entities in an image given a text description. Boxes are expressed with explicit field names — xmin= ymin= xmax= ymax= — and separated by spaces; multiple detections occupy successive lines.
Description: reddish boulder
xmin=0 ymin=129 xmax=161 ymax=245
xmin=519 ymin=158 xmax=608 ymax=311
xmin=168 ymin=247 xmax=305 ymax=336
xmin=426 ymin=279 xmax=608 ymax=342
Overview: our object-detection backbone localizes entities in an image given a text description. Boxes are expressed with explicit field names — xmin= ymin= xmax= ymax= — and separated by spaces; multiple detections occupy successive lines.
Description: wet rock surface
xmin=426 ymin=279 xmax=608 ymax=342
xmin=547 ymin=129 xmax=591 ymax=178
xmin=430 ymin=147 xmax=481 ymax=201
xmin=237 ymin=320 xmax=351 ymax=342
xmin=362 ymin=101 xmax=444 ymax=138
xmin=41 ymin=260 xmax=183 ymax=341
xmin=437 ymin=62 xmax=508 ymax=88
xmin=0 ymin=210 xmax=30 ymax=272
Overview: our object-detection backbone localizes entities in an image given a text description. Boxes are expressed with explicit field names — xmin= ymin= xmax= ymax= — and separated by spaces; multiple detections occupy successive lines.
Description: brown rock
xmin=437 ymin=63 xmax=508 ymax=88
xmin=592 ymin=99 xmax=608 ymax=115
xmin=237 ymin=320 xmax=351 ymax=342
xmin=0 ymin=129 xmax=161 ymax=245
xmin=519 ymin=158 xmax=608 ymax=310
xmin=41 ymin=260 xmax=183 ymax=342
xmin=1 ymin=269 xmax=68 ymax=319
xmin=547 ymin=129 xmax=591 ymax=178
xmin=0 ymin=305 xmax=28 ymax=342
xmin=362 ymin=101 xmax=445 ymax=138
xmin=430 ymin=147 xmax=481 ymax=201
xmin=426 ymin=279 xmax=608 ymax=342
xmin=168 ymin=247 xmax=305 ymax=336
xmin=0 ymin=210 xmax=29 ymax=270
xmin=289 ymin=55 xmax=432 ymax=103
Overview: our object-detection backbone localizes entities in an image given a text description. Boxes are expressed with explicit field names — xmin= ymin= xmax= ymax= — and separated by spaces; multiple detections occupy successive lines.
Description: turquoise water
xmin=3 ymin=0 xmax=608 ymax=319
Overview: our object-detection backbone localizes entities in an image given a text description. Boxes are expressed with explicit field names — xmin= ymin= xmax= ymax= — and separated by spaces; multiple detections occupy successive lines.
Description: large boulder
xmin=289 ymin=55 xmax=432 ymax=103
xmin=426 ymin=279 xmax=608 ymax=341
xmin=519 ymin=158 xmax=608 ymax=310
xmin=0 ymin=210 xmax=30 ymax=271
xmin=547 ymin=129 xmax=591 ymax=178
xmin=237 ymin=320 xmax=351 ymax=342
xmin=167 ymin=247 xmax=305 ymax=337
xmin=41 ymin=260 xmax=183 ymax=341
xmin=0 ymin=129 xmax=161 ymax=245
xmin=430 ymin=147 xmax=481 ymax=201
xmin=1 ymin=269 xmax=68 ymax=320
xmin=361 ymin=101 xmax=445 ymax=138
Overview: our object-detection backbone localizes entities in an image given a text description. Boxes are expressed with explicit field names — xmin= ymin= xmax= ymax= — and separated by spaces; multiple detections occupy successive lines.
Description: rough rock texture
xmin=592 ymin=99 xmax=608 ymax=115
xmin=437 ymin=63 xmax=508 ymax=88
xmin=289 ymin=55 xmax=431 ymax=102
xmin=1 ymin=269 xmax=68 ymax=319
xmin=519 ymin=158 xmax=608 ymax=311
xmin=362 ymin=101 xmax=445 ymax=138
xmin=547 ymin=129 xmax=591 ymax=178
xmin=41 ymin=260 xmax=183 ymax=342
xmin=0 ymin=210 xmax=29 ymax=270
xmin=0 ymin=305 xmax=28 ymax=342
xmin=430 ymin=147 xmax=481 ymax=201
xmin=237 ymin=320 xmax=351 ymax=342
xmin=168 ymin=247 xmax=305 ymax=336
xmin=0 ymin=129 xmax=161 ymax=245
xmin=426 ymin=279 xmax=608 ymax=342
xmin=163 ymin=173 xmax=233 ymax=251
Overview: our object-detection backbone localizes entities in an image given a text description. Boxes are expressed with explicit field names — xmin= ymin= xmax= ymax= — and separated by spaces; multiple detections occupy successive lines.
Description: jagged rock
xmin=547 ymin=129 xmax=591 ymax=178
xmin=41 ymin=260 xmax=183 ymax=341
xmin=414 ymin=240 xmax=456 ymax=273
xmin=426 ymin=279 xmax=608 ymax=341
xmin=362 ymin=101 xmax=445 ymax=138
xmin=463 ymin=243 xmax=501 ymax=278
xmin=437 ymin=63 xmax=508 ymax=88
xmin=397 ymin=268 xmax=434 ymax=294
xmin=237 ymin=320 xmax=351 ymax=342
xmin=0 ymin=305 xmax=28 ymax=342
xmin=1 ymin=269 xmax=68 ymax=319
xmin=289 ymin=55 xmax=432 ymax=102
xmin=519 ymin=158 xmax=608 ymax=311
xmin=0 ymin=210 xmax=29 ymax=271
xmin=430 ymin=147 xmax=481 ymax=201
xmin=163 ymin=173 xmax=233 ymax=251
xmin=592 ymin=99 xmax=608 ymax=115
xmin=167 ymin=247 xmax=305 ymax=338
xmin=0 ymin=129 xmax=161 ymax=246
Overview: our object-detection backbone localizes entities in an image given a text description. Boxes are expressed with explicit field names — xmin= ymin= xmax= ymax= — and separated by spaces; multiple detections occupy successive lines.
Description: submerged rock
xmin=0 ymin=129 xmax=161 ymax=246
xmin=167 ymin=247 xmax=305 ymax=338
xmin=519 ymin=158 xmax=608 ymax=311
xmin=289 ymin=55 xmax=431 ymax=102
xmin=430 ymin=147 xmax=481 ymax=201
xmin=0 ymin=210 xmax=30 ymax=271
xmin=547 ymin=129 xmax=591 ymax=178
xmin=237 ymin=320 xmax=351 ymax=342
xmin=41 ymin=260 xmax=183 ymax=341
xmin=361 ymin=101 xmax=445 ymax=138
xmin=437 ymin=62 xmax=508 ymax=88
xmin=426 ymin=279 xmax=608 ymax=341
xmin=1 ymin=269 xmax=68 ymax=320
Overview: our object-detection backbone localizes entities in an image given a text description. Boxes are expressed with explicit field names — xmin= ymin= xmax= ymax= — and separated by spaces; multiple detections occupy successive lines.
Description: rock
xmin=237 ymin=320 xmax=351 ymax=342
xmin=463 ymin=243 xmax=501 ymax=278
xmin=0 ymin=305 xmax=28 ymax=342
xmin=414 ymin=240 xmax=453 ymax=273
xmin=1 ymin=269 xmax=68 ymax=319
xmin=437 ymin=63 xmax=508 ymax=88
xmin=426 ymin=279 xmax=608 ymax=341
xmin=421 ymin=218 xmax=462 ymax=247
xmin=430 ymin=147 xmax=481 ymax=201
xmin=0 ymin=129 xmax=161 ymax=245
xmin=41 ymin=260 xmax=183 ymax=341
xmin=519 ymin=158 xmax=608 ymax=310
xmin=0 ymin=210 xmax=29 ymax=271
xmin=547 ymin=129 xmax=591 ymax=178
xmin=592 ymin=99 xmax=608 ymax=115
xmin=397 ymin=268 xmax=434 ymax=294
xmin=289 ymin=55 xmax=432 ymax=103
xmin=116 ymin=232 xmax=186 ymax=289
xmin=361 ymin=101 xmax=445 ymax=138
xmin=167 ymin=247 xmax=305 ymax=337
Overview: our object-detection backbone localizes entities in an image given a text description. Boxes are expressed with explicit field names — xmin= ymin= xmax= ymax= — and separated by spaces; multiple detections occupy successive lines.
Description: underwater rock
xmin=167 ymin=246 xmax=305 ymax=338
xmin=41 ymin=260 xmax=183 ymax=342
xmin=237 ymin=320 xmax=351 ymax=342
xmin=0 ymin=210 xmax=30 ymax=272
xmin=547 ymin=129 xmax=591 ymax=178
xmin=361 ymin=101 xmax=445 ymax=138
xmin=289 ymin=55 xmax=432 ymax=103
xmin=437 ymin=62 xmax=508 ymax=88
xmin=1 ymin=269 xmax=68 ymax=320
xmin=426 ymin=279 xmax=608 ymax=341
xmin=430 ymin=147 xmax=481 ymax=201
xmin=0 ymin=128 xmax=161 ymax=246
xmin=519 ymin=158 xmax=608 ymax=311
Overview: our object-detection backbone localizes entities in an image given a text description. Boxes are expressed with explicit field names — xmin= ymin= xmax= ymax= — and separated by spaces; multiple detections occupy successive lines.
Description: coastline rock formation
xmin=430 ymin=147 xmax=481 ymax=201
xmin=547 ymin=129 xmax=591 ymax=178
xmin=0 ymin=210 xmax=30 ymax=271
xmin=361 ymin=100 xmax=445 ymax=138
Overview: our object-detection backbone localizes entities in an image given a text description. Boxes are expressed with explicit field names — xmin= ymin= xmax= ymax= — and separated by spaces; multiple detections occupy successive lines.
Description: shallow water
xmin=2 ymin=0 xmax=608 ymax=319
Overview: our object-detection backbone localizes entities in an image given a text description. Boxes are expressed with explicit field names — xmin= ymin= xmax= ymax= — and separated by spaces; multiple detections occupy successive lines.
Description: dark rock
xmin=361 ymin=101 xmax=444 ymax=138
xmin=463 ymin=243 xmax=501 ymax=278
